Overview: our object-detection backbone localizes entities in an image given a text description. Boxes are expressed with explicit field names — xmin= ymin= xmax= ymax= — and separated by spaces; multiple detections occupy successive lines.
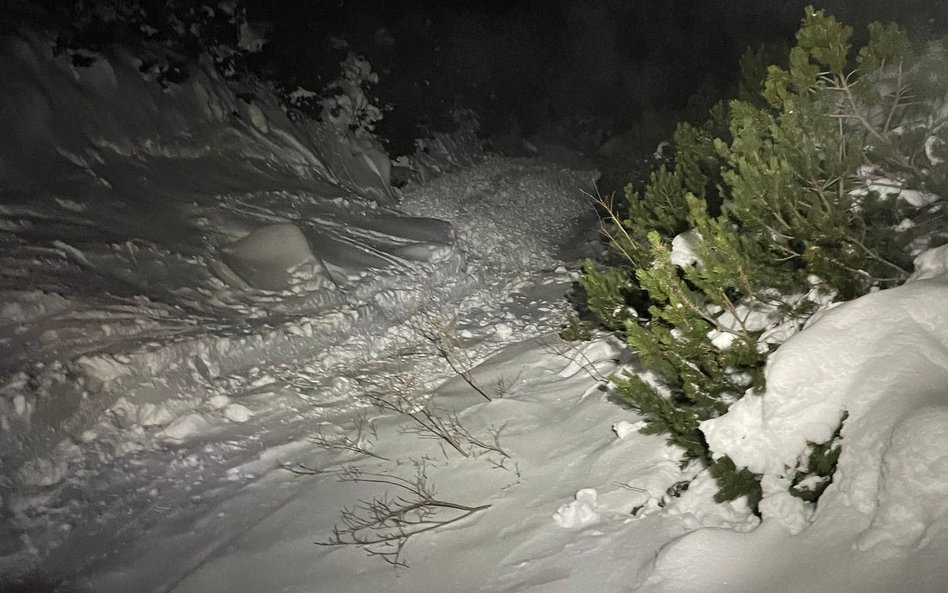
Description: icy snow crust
xmin=3 ymin=30 xmax=948 ymax=593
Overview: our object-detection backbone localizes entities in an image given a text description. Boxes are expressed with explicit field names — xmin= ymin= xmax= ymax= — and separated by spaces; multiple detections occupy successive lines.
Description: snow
xmin=663 ymin=469 xmax=760 ymax=532
xmin=703 ymin=247 xmax=948 ymax=488
xmin=220 ymin=223 xmax=333 ymax=291
xmin=612 ymin=419 xmax=645 ymax=439
xmin=850 ymin=176 xmax=941 ymax=207
xmin=855 ymin=406 xmax=948 ymax=556
xmin=670 ymin=228 xmax=703 ymax=268
xmin=553 ymin=488 xmax=603 ymax=528
xmin=2 ymin=26 xmax=948 ymax=593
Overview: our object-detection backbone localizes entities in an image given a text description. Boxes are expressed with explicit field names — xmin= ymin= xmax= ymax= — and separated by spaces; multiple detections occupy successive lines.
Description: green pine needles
xmin=581 ymin=7 xmax=948 ymax=509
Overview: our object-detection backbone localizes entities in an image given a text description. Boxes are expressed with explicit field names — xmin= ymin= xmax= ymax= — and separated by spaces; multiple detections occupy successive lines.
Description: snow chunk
xmin=899 ymin=188 xmax=940 ymax=208
xmin=222 ymin=224 xmax=331 ymax=291
xmin=708 ymin=330 xmax=738 ymax=351
xmin=612 ymin=420 xmax=645 ymax=439
xmin=851 ymin=177 xmax=941 ymax=207
xmin=223 ymin=403 xmax=252 ymax=423
xmin=758 ymin=488 xmax=814 ymax=534
xmin=670 ymin=229 xmax=702 ymax=268
xmin=109 ymin=397 xmax=139 ymax=429
xmin=493 ymin=322 xmax=514 ymax=340
xmin=208 ymin=395 xmax=232 ymax=409
xmin=159 ymin=413 xmax=214 ymax=442
xmin=76 ymin=354 xmax=132 ymax=393
xmin=110 ymin=397 xmax=178 ymax=428
xmin=909 ymin=243 xmax=948 ymax=282
xmin=553 ymin=488 xmax=601 ymax=528
xmin=137 ymin=403 xmax=179 ymax=428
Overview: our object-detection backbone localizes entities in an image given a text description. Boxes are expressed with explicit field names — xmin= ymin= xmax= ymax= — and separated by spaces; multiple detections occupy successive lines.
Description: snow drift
xmin=703 ymin=244 xmax=948 ymax=545
xmin=642 ymin=244 xmax=948 ymax=593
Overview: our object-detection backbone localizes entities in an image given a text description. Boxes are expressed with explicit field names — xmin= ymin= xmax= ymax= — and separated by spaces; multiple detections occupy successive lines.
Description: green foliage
xmin=623 ymin=166 xmax=691 ymax=241
xmin=797 ymin=6 xmax=853 ymax=75
xmin=559 ymin=316 xmax=594 ymax=342
xmin=579 ymin=262 xmax=635 ymax=331
xmin=790 ymin=412 xmax=848 ymax=503
xmin=710 ymin=457 xmax=762 ymax=510
xmin=581 ymin=7 xmax=948 ymax=508
xmin=612 ymin=372 xmax=707 ymax=462
xmin=857 ymin=22 xmax=914 ymax=71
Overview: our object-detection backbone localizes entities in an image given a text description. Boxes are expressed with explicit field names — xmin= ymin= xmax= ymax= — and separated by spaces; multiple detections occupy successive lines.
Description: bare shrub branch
xmin=310 ymin=411 xmax=389 ymax=461
xmin=318 ymin=461 xmax=491 ymax=567
xmin=540 ymin=336 xmax=611 ymax=384
xmin=413 ymin=315 xmax=495 ymax=401
xmin=357 ymin=372 xmax=511 ymax=460
xmin=279 ymin=462 xmax=323 ymax=476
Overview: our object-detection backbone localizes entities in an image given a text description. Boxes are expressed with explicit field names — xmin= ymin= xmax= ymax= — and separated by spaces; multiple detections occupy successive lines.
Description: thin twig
xmin=318 ymin=463 xmax=491 ymax=567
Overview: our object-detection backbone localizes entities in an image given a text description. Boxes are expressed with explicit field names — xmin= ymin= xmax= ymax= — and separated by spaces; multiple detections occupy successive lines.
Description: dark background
xmin=246 ymin=0 xmax=802 ymax=152
xmin=244 ymin=0 xmax=948 ymax=154
xmin=5 ymin=0 xmax=945 ymax=155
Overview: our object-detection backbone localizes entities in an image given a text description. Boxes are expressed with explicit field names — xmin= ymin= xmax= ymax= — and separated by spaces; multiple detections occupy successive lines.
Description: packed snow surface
xmin=2 ymin=29 xmax=948 ymax=593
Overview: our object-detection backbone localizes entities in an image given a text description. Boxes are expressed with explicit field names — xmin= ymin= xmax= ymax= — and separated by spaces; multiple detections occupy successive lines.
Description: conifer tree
xmin=581 ymin=6 xmax=948 ymax=508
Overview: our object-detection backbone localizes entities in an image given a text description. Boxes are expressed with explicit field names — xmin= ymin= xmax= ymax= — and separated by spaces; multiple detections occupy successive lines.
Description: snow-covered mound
xmin=704 ymin=244 xmax=948 ymax=537
xmin=642 ymin=244 xmax=948 ymax=593
xmin=0 ymin=31 xmax=395 ymax=203
xmin=0 ymin=29 xmax=453 ymax=463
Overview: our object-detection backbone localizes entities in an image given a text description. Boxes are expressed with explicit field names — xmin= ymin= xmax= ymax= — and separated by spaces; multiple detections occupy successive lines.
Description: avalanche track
xmin=1 ymin=148 xmax=599 ymax=589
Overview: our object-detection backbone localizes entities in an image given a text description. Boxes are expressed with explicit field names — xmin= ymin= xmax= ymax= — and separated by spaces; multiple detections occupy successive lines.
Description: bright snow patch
xmin=554 ymin=488 xmax=602 ymax=528
xmin=670 ymin=228 xmax=702 ymax=268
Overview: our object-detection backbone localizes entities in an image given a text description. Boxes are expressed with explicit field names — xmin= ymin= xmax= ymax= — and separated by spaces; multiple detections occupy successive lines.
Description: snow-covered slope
xmin=0 ymin=29 xmax=597 ymax=579
xmin=52 ymin=243 xmax=948 ymax=593
xmin=0 ymin=27 xmax=449 ymax=484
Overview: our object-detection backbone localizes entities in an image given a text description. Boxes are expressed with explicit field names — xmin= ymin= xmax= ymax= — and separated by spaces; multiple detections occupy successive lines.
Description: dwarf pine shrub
xmin=582 ymin=6 xmax=948 ymax=508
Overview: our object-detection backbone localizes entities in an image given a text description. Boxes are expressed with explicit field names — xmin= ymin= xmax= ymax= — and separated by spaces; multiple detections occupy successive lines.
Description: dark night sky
xmin=246 ymin=1 xmax=813 ymax=148
xmin=237 ymin=1 xmax=948 ymax=152
xmin=5 ymin=0 xmax=945 ymax=153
